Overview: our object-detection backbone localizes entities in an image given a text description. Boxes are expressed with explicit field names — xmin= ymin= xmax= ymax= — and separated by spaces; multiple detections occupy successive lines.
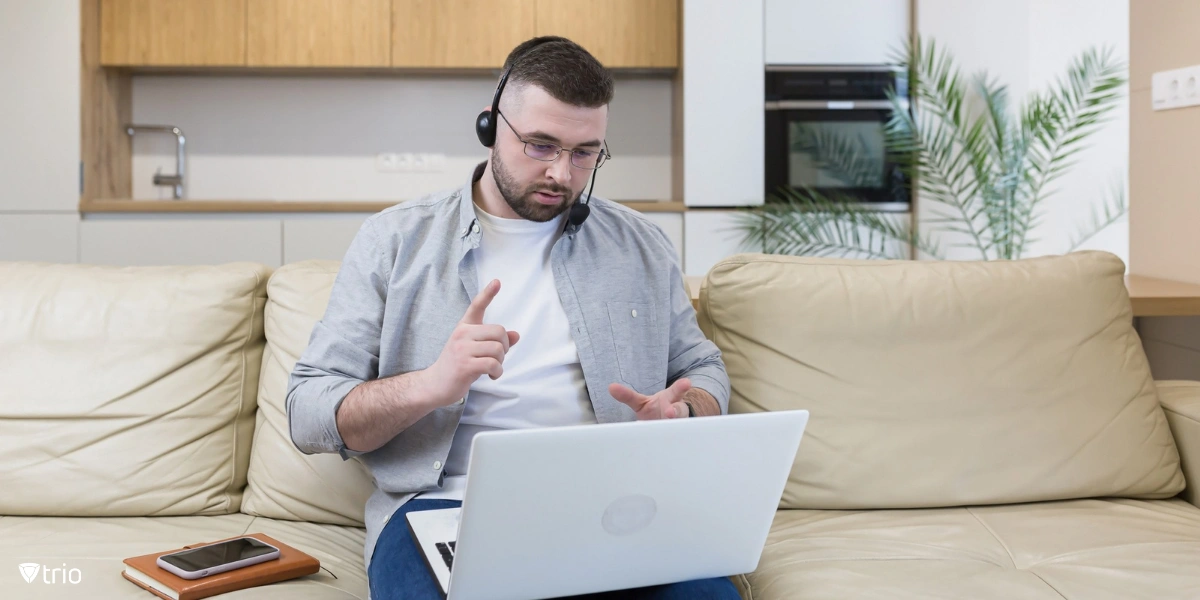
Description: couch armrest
xmin=1158 ymin=380 xmax=1200 ymax=508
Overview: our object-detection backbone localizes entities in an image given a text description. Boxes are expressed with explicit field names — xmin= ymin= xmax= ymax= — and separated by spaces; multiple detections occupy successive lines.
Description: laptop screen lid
xmin=446 ymin=409 xmax=809 ymax=600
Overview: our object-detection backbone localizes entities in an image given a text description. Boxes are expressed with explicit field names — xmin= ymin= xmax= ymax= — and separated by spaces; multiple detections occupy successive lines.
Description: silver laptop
xmin=406 ymin=409 xmax=809 ymax=600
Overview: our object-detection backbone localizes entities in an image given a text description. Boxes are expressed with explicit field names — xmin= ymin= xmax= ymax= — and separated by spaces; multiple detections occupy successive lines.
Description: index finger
xmin=462 ymin=279 xmax=500 ymax=325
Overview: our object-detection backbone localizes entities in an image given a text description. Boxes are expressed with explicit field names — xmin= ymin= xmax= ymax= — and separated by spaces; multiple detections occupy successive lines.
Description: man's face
xmin=491 ymin=84 xmax=608 ymax=222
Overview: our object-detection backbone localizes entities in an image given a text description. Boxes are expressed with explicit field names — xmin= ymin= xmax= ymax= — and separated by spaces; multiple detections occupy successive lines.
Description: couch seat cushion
xmin=744 ymin=498 xmax=1200 ymax=600
xmin=0 ymin=514 xmax=366 ymax=599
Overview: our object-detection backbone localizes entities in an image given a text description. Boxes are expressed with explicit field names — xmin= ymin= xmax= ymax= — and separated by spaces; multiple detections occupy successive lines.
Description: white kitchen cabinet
xmin=682 ymin=0 xmax=764 ymax=207
xmin=639 ymin=212 xmax=684 ymax=266
xmin=282 ymin=215 xmax=372 ymax=264
xmin=80 ymin=217 xmax=283 ymax=267
xmin=0 ymin=1 xmax=79 ymax=212
xmin=765 ymin=0 xmax=909 ymax=65
xmin=684 ymin=210 xmax=762 ymax=277
xmin=0 ymin=214 xmax=80 ymax=263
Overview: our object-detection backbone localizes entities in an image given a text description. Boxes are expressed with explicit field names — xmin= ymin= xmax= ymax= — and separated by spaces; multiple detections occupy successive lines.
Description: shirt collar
xmin=455 ymin=161 xmax=488 ymax=241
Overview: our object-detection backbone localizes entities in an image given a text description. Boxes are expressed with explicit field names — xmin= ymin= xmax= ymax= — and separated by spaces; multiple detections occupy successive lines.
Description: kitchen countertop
xmin=1126 ymin=275 xmax=1200 ymax=316
xmin=685 ymin=274 xmax=1200 ymax=317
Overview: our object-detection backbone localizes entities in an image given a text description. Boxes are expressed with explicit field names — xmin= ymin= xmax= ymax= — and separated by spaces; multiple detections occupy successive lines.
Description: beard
xmin=491 ymin=151 xmax=579 ymax=222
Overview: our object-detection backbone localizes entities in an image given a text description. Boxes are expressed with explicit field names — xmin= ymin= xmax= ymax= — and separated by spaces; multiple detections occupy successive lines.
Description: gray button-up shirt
xmin=286 ymin=163 xmax=730 ymax=571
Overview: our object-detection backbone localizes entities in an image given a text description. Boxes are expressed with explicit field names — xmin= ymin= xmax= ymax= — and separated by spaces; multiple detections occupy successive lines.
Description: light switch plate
xmin=1152 ymin=64 xmax=1200 ymax=111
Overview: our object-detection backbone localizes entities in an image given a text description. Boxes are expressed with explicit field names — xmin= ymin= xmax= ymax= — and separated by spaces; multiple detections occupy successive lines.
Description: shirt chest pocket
xmin=606 ymin=301 xmax=667 ymax=392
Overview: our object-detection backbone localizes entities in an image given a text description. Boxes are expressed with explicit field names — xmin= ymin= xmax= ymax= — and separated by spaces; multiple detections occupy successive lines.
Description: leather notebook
xmin=121 ymin=532 xmax=320 ymax=600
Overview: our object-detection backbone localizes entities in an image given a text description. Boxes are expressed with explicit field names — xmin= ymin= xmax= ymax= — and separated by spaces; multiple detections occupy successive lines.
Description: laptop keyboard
xmin=435 ymin=541 xmax=457 ymax=570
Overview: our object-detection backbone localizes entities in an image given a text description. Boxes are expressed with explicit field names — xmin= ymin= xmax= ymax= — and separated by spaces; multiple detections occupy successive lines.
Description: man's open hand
xmin=608 ymin=378 xmax=692 ymax=420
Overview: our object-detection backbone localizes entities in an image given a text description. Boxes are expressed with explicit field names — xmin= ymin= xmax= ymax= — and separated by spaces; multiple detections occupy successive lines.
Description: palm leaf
xmin=887 ymin=38 xmax=1011 ymax=260
xmin=748 ymin=37 xmax=1126 ymax=263
xmin=734 ymin=187 xmax=943 ymax=260
xmin=1065 ymin=180 xmax=1127 ymax=253
xmin=1016 ymin=46 xmax=1126 ymax=253
xmin=886 ymin=77 xmax=992 ymax=259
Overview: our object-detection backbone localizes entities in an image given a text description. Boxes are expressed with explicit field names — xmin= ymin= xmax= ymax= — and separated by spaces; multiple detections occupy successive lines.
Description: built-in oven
xmin=765 ymin=66 xmax=910 ymax=211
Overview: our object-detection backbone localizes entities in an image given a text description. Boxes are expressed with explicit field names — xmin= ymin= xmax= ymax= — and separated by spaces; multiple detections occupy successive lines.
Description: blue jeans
xmin=368 ymin=499 xmax=742 ymax=600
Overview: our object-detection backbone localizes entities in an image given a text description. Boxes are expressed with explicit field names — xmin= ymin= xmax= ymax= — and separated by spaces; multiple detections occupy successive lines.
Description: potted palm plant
xmin=737 ymin=37 xmax=1127 ymax=260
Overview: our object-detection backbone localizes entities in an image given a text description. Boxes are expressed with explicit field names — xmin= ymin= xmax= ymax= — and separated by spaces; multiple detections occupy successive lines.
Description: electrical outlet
xmin=376 ymin=152 xmax=402 ymax=172
xmin=396 ymin=153 xmax=415 ymax=171
xmin=411 ymin=153 xmax=429 ymax=172
xmin=376 ymin=152 xmax=446 ymax=173
xmin=412 ymin=153 xmax=447 ymax=173
xmin=1152 ymin=64 xmax=1200 ymax=111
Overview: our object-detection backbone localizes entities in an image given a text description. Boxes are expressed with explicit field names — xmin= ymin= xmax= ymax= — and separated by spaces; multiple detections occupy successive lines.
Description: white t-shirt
xmin=416 ymin=203 xmax=596 ymax=501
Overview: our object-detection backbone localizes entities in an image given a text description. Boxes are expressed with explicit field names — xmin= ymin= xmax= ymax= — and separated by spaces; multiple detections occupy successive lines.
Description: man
xmin=286 ymin=36 xmax=736 ymax=599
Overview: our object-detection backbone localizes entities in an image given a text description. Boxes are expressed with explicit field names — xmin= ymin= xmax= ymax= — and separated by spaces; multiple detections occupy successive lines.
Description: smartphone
xmin=156 ymin=537 xmax=281 ymax=580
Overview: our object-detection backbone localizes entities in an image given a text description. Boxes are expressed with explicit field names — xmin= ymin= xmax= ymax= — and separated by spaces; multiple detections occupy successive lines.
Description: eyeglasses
xmin=497 ymin=111 xmax=611 ymax=170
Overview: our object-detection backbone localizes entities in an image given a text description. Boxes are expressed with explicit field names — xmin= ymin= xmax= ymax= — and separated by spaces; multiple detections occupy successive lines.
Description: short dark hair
xmin=502 ymin=36 xmax=614 ymax=108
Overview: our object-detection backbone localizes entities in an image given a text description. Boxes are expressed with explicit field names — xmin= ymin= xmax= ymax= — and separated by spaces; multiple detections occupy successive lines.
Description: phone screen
xmin=160 ymin=538 xmax=276 ymax=572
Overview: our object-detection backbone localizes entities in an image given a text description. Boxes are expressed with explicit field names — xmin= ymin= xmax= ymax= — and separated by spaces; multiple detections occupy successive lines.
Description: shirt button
xmin=471 ymin=222 xmax=479 ymax=234
xmin=433 ymin=461 xmax=443 ymax=471
xmin=632 ymin=309 xmax=638 ymax=317
xmin=459 ymin=227 xmax=468 ymax=236
xmin=456 ymin=397 xmax=465 ymax=405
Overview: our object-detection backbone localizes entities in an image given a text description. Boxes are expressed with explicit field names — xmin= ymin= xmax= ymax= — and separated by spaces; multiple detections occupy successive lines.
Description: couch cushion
xmin=0 ymin=262 xmax=269 ymax=517
xmin=241 ymin=261 xmax=374 ymax=527
xmin=0 ymin=514 xmax=366 ymax=598
xmin=698 ymin=251 xmax=1184 ymax=509
xmin=745 ymin=498 xmax=1200 ymax=600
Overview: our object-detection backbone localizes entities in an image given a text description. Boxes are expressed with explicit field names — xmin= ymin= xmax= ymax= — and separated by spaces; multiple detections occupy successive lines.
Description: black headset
xmin=475 ymin=38 xmax=598 ymax=231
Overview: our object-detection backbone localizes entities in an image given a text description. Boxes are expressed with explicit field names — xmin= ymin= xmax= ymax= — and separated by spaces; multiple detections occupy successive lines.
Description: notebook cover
xmin=121 ymin=532 xmax=320 ymax=600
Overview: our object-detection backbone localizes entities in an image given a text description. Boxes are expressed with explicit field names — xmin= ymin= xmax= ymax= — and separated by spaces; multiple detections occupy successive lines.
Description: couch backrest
xmin=240 ymin=261 xmax=374 ymax=527
xmin=0 ymin=262 xmax=268 ymax=517
xmin=697 ymin=251 xmax=1185 ymax=509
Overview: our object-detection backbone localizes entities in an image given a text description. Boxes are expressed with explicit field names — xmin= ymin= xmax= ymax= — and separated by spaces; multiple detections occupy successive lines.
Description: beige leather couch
xmin=2 ymin=250 xmax=1198 ymax=599
xmin=700 ymin=251 xmax=1200 ymax=599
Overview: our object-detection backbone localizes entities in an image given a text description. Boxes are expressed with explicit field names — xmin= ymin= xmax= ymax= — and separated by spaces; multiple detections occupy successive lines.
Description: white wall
xmin=0 ymin=0 xmax=81 ymax=262
xmin=1026 ymin=0 xmax=1129 ymax=262
xmin=917 ymin=0 xmax=1130 ymax=264
xmin=131 ymin=75 xmax=674 ymax=202
xmin=120 ymin=73 xmax=678 ymax=268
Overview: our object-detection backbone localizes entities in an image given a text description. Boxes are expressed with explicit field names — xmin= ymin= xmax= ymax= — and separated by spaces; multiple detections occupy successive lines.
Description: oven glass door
xmin=765 ymin=106 xmax=909 ymax=208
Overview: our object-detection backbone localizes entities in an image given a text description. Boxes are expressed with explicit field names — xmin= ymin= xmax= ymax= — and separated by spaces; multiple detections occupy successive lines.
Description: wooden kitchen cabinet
xmin=392 ymin=0 xmax=536 ymax=68
xmin=98 ymin=0 xmax=679 ymax=70
xmin=246 ymin=0 xmax=391 ymax=67
xmin=99 ymin=0 xmax=247 ymax=66
xmin=535 ymin=0 xmax=678 ymax=68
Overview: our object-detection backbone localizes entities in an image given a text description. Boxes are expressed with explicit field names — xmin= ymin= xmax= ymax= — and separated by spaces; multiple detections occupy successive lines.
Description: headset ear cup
xmin=476 ymin=110 xmax=495 ymax=147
